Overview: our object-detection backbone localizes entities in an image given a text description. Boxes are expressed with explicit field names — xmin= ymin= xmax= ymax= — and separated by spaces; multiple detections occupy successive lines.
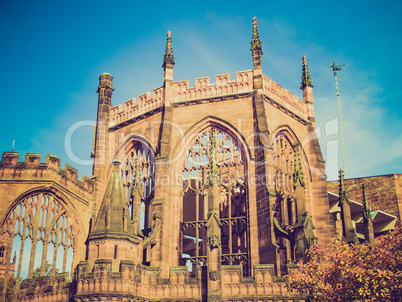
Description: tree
xmin=287 ymin=228 xmax=402 ymax=302
xmin=20 ymin=261 xmax=59 ymax=288
xmin=31 ymin=261 xmax=58 ymax=283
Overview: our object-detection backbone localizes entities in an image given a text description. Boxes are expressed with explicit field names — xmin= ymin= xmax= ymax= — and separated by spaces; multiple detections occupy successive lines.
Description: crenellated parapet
xmin=110 ymin=86 xmax=165 ymax=127
xmin=74 ymin=260 xmax=203 ymax=301
xmin=174 ymin=71 xmax=253 ymax=102
xmin=17 ymin=263 xmax=306 ymax=302
xmin=108 ymin=69 xmax=309 ymax=130
xmin=108 ymin=71 xmax=254 ymax=128
xmin=263 ymin=74 xmax=308 ymax=120
xmin=61 ymin=261 xmax=303 ymax=301
xmin=0 ymin=152 xmax=94 ymax=194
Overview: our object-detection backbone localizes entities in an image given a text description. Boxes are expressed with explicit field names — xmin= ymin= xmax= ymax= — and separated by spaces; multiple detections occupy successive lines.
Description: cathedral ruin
xmin=0 ymin=17 xmax=398 ymax=302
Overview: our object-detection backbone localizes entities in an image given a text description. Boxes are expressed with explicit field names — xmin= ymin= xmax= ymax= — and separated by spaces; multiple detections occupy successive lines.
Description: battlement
xmin=110 ymin=86 xmax=164 ymax=126
xmin=76 ymin=261 xmax=300 ymax=301
xmin=263 ymin=74 xmax=307 ymax=119
xmin=109 ymin=70 xmax=309 ymax=128
xmin=173 ymin=70 xmax=253 ymax=102
xmin=17 ymin=261 xmax=303 ymax=301
xmin=0 ymin=152 xmax=94 ymax=194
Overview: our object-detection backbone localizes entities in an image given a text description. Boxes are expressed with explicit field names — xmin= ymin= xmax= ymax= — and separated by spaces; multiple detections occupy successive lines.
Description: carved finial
xmin=250 ymin=17 xmax=263 ymax=53
xmin=339 ymin=169 xmax=349 ymax=205
xmin=293 ymin=141 xmax=305 ymax=188
xmin=362 ymin=184 xmax=371 ymax=223
xmin=301 ymin=55 xmax=313 ymax=89
xmin=162 ymin=31 xmax=175 ymax=68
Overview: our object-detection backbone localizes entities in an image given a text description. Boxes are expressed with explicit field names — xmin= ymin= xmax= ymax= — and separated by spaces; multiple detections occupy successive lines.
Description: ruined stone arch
xmin=173 ymin=117 xmax=252 ymax=276
xmin=0 ymin=186 xmax=85 ymax=281
xmin=270 ymin=126 xmax=313 ymax=275
xmin=114 ymin=136 xmax=156 ymax=233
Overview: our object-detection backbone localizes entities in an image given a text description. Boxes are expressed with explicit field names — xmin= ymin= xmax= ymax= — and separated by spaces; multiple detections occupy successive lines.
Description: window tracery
xmin=273 ymin=133 xmax=294 ymax=194
xmin=272 ymin=131 xmax=306 ymax=275
xmin=119 ymin=142 xmax=155 ymax=232
xmin=180 ymin=127 xmax=249 ymax=276
xmin=0 ymin=191 xmax=76 ymax=280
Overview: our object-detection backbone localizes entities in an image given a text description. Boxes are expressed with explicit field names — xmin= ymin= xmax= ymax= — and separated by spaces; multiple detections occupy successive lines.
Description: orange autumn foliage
xmin=287 ymin=228 xmax=402 ymax=302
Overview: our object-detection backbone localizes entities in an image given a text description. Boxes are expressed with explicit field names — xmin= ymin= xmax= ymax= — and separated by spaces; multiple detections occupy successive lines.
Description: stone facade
xmin=0 ymin=17 xmax=397 ymax=302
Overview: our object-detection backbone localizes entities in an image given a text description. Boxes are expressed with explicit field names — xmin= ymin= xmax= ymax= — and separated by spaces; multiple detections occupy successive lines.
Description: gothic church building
xmin=0 ymin=17 xmax=396 ymax=302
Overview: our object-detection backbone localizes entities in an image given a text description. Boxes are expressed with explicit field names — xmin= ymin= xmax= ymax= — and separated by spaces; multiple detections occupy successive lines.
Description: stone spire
xmin=338 ymin=169 xmax=349 ymax=205
xmin=300 ymin=55 xmax=313 ymax=89
xmin=90 ymin=160 xmax=134 ymax=237
xmin=362 ymin=184 xmax=370 ymax=223
xmin=162 ymin=31 xmax=175 ymax=68
xmin=338 ymin=169 xmax=358 ymax=243
xmin=293 ymin=141 xmax=306 ymax=189
xmin=251 ymin=17 xmax=263 ymax=70
xmin=250 ymin=17 xmax=263 ymax=53
xmin=362 ymin=184 xmax=375 ymax=243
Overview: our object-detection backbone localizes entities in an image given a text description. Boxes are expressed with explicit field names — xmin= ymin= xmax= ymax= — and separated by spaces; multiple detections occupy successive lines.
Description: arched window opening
xmin=273 ymin=134 xmax=294 ymax=194
xmin=180 ymin=127 xmax=249 ymax=276
xmin=1 ymin=191 xmax=76 ymax=281
xmin=272 ymin=131 xmax=306 ymax=275
xmin=119 ymin=142 xmax=155 ymax=235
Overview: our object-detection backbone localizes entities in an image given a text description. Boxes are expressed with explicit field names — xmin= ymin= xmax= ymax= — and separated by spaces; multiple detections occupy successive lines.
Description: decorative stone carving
xmin=162 ymin=31 xmax=175 ymax=68
xmin=250 ymin=17 xmax=262 ymax=52
xmin=209 ymin=271 xmax=221 ymax=281
xmin=143 ymin=212 xmax=161 ymax=249
xmin=207 ymin=235 xmax=220 ymax=248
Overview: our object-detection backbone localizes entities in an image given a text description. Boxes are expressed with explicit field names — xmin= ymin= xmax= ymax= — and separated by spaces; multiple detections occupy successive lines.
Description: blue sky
xmin=1 ymin=0 xmax=401 ymax=181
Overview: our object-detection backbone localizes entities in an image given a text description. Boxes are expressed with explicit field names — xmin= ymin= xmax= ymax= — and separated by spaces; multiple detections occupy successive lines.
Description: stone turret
xmin=92 ymin=73 xmax=114 ymax=215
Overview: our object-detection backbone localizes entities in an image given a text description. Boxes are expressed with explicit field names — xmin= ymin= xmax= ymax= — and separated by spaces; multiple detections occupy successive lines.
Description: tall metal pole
xmin=329 ymin=60 xmax=350 ymax=178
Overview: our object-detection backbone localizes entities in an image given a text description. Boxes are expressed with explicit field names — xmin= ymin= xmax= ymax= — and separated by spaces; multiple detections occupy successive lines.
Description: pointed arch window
xmin=180 ymin=127 xmax=249 ymax=276
xmin=273 ymin=133 xmax=295 ymax=193
xmin=0 ymin=191 xmax=76 ymax=280
xmin=119 ymin=141 xmax=155 ymax=234
xmin=272 ymin=131 xmax=307 ymax=275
